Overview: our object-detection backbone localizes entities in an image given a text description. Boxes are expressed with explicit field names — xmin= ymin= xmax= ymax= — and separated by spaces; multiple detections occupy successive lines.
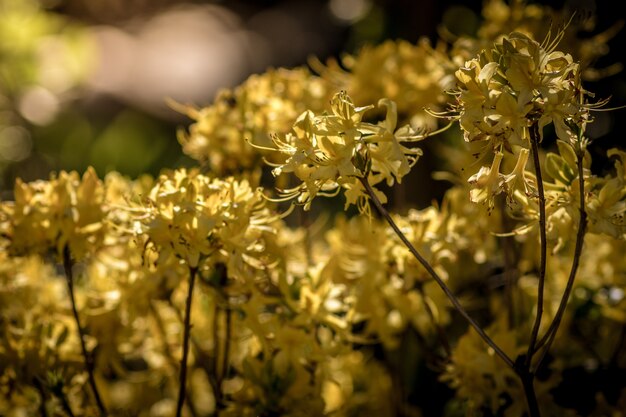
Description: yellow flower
xmin=453 ymin=31 xmax=586 ymax=151
xmin=262 ymin=91 xmax=426 ymax=213
xmin=135 ymin=169 xmax=278 ymax=277
xmin=2 ymin=167 xmax=106 ymax=259
xmin=317 ymin=38 xmax=453 ymax=129
xmin=586 ymin=149 xmax=626 ymax=238
xmin=177 ymin=67 xmax=332 ymax=174
xmin=467 ymin=152 xmax=506 ymax=210
xmin=503 ymin=147 xmax=531 ymax=200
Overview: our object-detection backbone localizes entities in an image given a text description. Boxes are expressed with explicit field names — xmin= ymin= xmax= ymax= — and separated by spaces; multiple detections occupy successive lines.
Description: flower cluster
xmin=448 ymin=31 xmax=595 ymax=210
xmin=316 ymin=38 xmax=455 ymax=129
xmin=456 ymin=32 xmax=584 ymax=147
xmin=1 ymin=167 xmax=106 ymax=259
xmin=504 ymin=142 xmax=626 ymax=252
xmin=134 ymin=169 xmax=278 ymax=277
xmin=177 ymin=68 xmax=332 ymax=174
xmin=262 ymin=91 xmax=426 ymax=213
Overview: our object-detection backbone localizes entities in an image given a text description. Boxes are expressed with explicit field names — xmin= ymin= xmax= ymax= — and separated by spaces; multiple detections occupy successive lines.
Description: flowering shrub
xmin=1 ymin=1 xmax=626 ymax=416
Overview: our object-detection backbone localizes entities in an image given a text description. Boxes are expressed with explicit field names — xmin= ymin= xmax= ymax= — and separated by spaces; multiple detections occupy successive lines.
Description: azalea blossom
xmin=260 ymin=91 xmax=428 ymax=213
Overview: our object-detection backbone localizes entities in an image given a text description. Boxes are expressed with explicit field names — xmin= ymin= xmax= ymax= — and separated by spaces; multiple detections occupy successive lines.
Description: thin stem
xmin=525 ymin=123 xmax=547 ymax=369
xmin=56 ymin=391 xmax=77 ymax=417
xmin=359 ymin=176 xmax=514 ymax=369
xmin=175 ymin=265 xmax=198 ymax=417
xmin=168 ymin=295 xmax=219 ymax=411
xmin=533 ymin=149 xmax=587 ymax=372
xmin=519 ymin=369 xmax=542 ymax=417
xmin=50 ymin=380 xmax=76 ymax=417
xmin=150 ymin=303 xmax=199 ymax=417
xmin=62 ymin=246 xmax=107 ymax=416
xmin=33 ymin=378 xmax=49 ymax=417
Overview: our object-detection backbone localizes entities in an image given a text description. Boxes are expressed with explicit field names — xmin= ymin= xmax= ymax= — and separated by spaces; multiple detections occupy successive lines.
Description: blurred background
xmin=1 ymin=0 xmax=625 ymax=195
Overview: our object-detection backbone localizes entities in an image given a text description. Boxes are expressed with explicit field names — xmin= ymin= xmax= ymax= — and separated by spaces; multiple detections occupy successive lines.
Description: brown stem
xmin=175 ymin=265 xmax=198 ymax=417
xmin=167 ymin=294 xmax=222 ymax=412
xmin=33 ymin=378 xmax=49 ymax=417
xmin=519 ymin=368 xmax=542 ymax=417
xmin=55 ymin=388 xmax=76 ymax=417
xmin=359 ymin=176 xmax=514 ymax=369
xmin=62 ymin=246 xmax=107 ymax=416
xmin=150 ymin=303 xmax=199 ymax=417
xmin=533 ymin=149 xmax=587 ymax=372
xmin=167 ymin=297 xmax=222 ymax=413
xmin=525 ymin=123 xmax=547 ymax=370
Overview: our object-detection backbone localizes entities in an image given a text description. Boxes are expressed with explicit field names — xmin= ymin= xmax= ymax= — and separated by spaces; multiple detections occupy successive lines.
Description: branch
xmin=150 ymin=302 xmax=199 ymax=417
xmin=175 ymin=265 xmax=198 ymax=417
xmin=533 ymin=148 xmax=587 ymax=372
xmin=33 ymin=378 xmax=49 ymax=417
xmin=519 ymin=369 xmax=542 ymax=417
xmin=62 ymin=246 xmax=107 ymax=416
xmin=525 ymin=123 xmax=548 ymax=369
xmin=358 ymin=176 xmax=514 ymax=369
xmin=54 ymin=388 xmax=76 ymax=417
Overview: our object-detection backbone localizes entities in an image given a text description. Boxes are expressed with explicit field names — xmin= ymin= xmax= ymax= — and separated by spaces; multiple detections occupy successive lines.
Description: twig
xmin=49 ymin=377 xmax=76 ymax=417
xmin=33 ymin=378 xmax=49 ymax=417
xmin=519 ymin=368 xmax=542 ymax=417
xmin=150 ymin=302 xmax=199 ymax=417
xmin=533 ymin=149 xmax=587 ymax=372
xmin=62 ymin=246 xmax=107 ymax=416
xmin=175 ymin=265 xmax=198 ymax=417
xmin=359 ymin=176 xmax=514 ymax=369
xmin=56 ymin=390 xmax=76 ymax=417
xmin=525 ymin=122 xmax=548 ymax=370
